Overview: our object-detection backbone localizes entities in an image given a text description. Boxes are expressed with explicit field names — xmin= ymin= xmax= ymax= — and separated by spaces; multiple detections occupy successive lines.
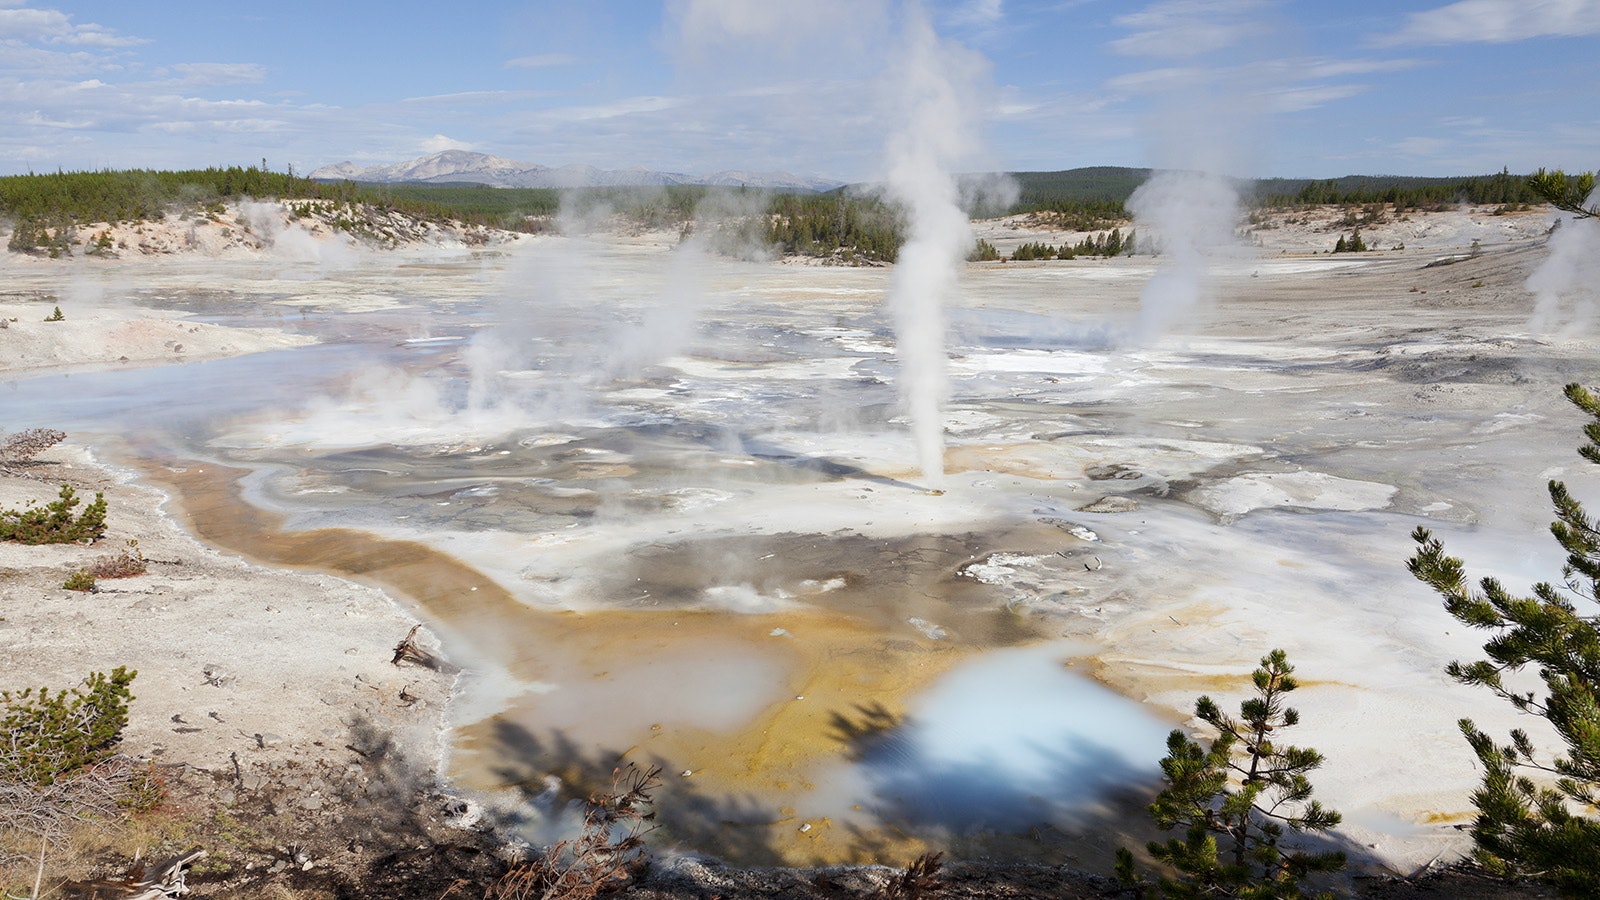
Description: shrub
xmin=0 ymin=668 xmax=136 ymax=786
xmin=44 ymin=305 xmax=64 ymax=322
xmin=0 ymin=484 xmax=107 ymax=544
xmin=63 ymin=570 xmax=95 ymax=592
xmin=0 ymin=670 xmax=142 ymax=890
xmin=1117 ymin=650 xmax=1344 ymax=898
xmin=89 ymin=540 xmax=146 ymax=579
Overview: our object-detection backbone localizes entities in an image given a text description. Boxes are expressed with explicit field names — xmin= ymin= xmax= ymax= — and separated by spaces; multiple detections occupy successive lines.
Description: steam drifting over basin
xmin=4 ymin=210 xmax=1597 ymax=872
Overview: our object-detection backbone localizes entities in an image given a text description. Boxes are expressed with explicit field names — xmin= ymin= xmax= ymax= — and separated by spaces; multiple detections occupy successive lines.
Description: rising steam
xmin=1125 ymin=169 xmax=1242 ymax=343
xmin=882 ymin=5 xmax=987 ymax=487
xmin=1528 ymin=191 xmax=1600 ymax=336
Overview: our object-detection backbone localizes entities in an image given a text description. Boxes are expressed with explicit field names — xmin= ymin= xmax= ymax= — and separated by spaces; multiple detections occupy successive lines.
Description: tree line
xmin=1253 ymin=168 xmax=1595 ymax=212
xmin=5 ymin=164 xmax=1595 ymax=264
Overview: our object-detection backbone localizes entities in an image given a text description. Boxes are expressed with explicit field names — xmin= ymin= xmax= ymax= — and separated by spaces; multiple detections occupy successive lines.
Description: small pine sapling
xmin=0 ymin=484 xmax=107 ymax=544
xmin=1117 ymin=650 xmax=1345 ymax=898
xmin=44 ymin=306 xmax=64 ymax=322
xmin=63 ymin=570 xmax=95 ymax=592
xmin=0 ymin=668 xmax=136 ymax=785
xmin=1408 ymin=382 xmax=1600 ymax=894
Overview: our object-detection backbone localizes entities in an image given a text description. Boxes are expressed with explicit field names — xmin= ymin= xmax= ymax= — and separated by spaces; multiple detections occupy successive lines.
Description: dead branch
xmin=879 ymin=851 xmax=945 ymax=900
xmin=391 ymin=625 xmax=459 ymax=674
xmin=63 ymin=847 xmax=205 ymax=899
xmin=487 ymin=764 xmax=661 ymax=900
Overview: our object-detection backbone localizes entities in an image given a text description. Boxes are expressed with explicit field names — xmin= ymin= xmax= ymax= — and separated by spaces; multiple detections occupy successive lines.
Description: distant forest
xmin=1006 ymin=166 xmax=1589 ymax=213
xmin=1 ymin=164 xmax=1592 ymax=262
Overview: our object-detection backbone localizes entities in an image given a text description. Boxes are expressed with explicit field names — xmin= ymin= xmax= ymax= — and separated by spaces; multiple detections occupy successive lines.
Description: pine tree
xmin=1117 ymin=650 xmax=1345 ymax=898
xmin=1528 ymin=168 xmax=1597 ymax=219
xmin=1408 ymin=381 xmax=1600 ymax=895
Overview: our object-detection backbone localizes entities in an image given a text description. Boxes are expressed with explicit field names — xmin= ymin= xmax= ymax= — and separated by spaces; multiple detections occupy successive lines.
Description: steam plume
xmin=882 ymin=4 xmax=986 ymax=487
xmin=1528 ymin=190 xmax=1600 ymax=336
xmin=1126 ymin=169 xmax=1241 ymax=343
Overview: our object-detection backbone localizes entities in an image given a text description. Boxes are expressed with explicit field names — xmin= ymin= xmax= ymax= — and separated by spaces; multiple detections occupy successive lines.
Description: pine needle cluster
xmin=1408 ymin=382 xmax=1600 ymax=895
xmin=0 ymin=484 xmax=107 ymax=545
xmin=1118 ymin=650 xmax=1344 ymax=898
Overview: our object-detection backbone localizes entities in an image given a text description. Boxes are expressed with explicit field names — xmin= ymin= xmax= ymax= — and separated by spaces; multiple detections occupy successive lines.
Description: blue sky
xmin=1 ymin=0 xmax=1596 ymax=181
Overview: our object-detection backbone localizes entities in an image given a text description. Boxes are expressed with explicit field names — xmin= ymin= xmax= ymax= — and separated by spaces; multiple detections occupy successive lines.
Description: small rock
xmin=1077 ymin=495 xmax=1139 ymax=514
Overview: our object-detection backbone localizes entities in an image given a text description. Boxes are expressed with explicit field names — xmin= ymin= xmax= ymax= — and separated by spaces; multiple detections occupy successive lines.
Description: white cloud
xmin=668 ymin=0 xmax=888 ymax=57
xmin=1261 ymin=83 xmax=1370 ymax=113
xmin=167 ymin=63 xmax=268 ymax=85
xmin=1297 ymin=57 xmax=1422 ymax=79
xmin=400 ymin=89 xmax=548 ymax=106
xmin=504 ymin=53 xmax=577 ymax=69
xmin=550 ymin=95 xmax=682 ymax=121
xmin=1106 ymin=54 xmax=1404 ymax=116
xmin=0 ymin=6 xmax=142 ymax=46
xmin=1110 ymin=0 xmax=1271 ymax=58
xmin=1380 ymin=0 xmax=1600 ymax=45
xmin=421 ymin=134 xmax=473 ymax=153
xmin=1106 ymin=65 xmax=1207 ymax=94
xmin=950 ymin=0 xmax=1004 ymax=26
xmin=1392 ymin=135 xmax=1452 ymax=157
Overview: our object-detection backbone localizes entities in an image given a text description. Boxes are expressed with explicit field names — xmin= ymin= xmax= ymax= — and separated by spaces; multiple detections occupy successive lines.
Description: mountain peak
xmin=308 ymin=153 xmax=841 ymax=192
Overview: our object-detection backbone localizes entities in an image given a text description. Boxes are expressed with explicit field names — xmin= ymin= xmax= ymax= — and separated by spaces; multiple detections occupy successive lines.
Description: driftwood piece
xmin=65 ymin=847 xmax=206 ymax=898
xmin=390 ymin=624 xmax=459 ymax=673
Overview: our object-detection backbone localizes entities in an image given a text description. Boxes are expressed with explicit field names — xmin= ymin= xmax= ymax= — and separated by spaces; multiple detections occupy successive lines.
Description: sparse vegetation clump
xmin=43 ymin=305 xmax=64 ymax=321
xmin=62 ymin=569 xmax=95 ymax=592
xmin=0 ymin=484 xmax=106 ymax=545
xmin=1408 ymin=381 xmax=1600 ymax=896
xmin=0 ymin=669 xmax=140 ymax=891
xmin=89 ymin=539 xmax=146 ymax=579
xmin=486 ymin=763 xmax=660 ymax=900
xmin=1010 ymin=240 xmax=1057 ymax=261
xmin=1117 ymin=650 xmax=1345 ymax=898
xmin=1 ymin=668 xmax=135 ymax=788
xmin=1332 ymin=230 xmax=1367 ymax=253
xmin=0 ymin=428 xmax=66 ymax=472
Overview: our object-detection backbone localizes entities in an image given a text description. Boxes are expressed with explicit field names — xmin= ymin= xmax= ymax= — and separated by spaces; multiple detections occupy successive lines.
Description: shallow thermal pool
xmin=9 ymin=237 xmax=1600 ymax=870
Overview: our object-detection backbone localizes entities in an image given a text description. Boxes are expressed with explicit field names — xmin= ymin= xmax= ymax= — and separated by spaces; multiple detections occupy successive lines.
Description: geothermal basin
xmin=3 ymin=214 xmax=1595 ymax=873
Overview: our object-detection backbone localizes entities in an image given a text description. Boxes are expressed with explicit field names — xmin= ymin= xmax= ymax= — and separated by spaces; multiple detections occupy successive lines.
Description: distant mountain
xmin=309 ymin=151 xmax=843 ymax=192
